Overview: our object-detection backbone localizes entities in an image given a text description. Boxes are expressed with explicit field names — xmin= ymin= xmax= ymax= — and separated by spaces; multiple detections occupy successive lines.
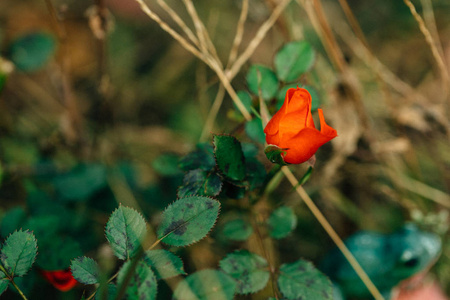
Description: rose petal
xmin=317 ymin=108 xmax=337 ymax=137
xmin=41 ymin=270 xmax=78 ymax=292
xmin=282 ymin=126 xmax=336 ymax=164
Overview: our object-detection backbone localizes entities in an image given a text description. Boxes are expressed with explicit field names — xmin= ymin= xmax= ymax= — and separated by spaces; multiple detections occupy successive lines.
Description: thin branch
xmin=182 ymin=0 xmax=222 ymax=67
xmin=135 ymin=0 xmax=210 ymax=67
xmin=337 ymin=0 xmax=369 ymax=48
xmin=209 ymin=58 xmax=253 ymax=121
xmin=200 ymin=84 xmax=226 ymax=141
xmin=226 ymin=0 xmax=292 ymax=79
xmin=226 ymin=0 xmax=249 ymax=68
xmin=156 ymin=0 xmax=200 ymax=47
xmin=385 ymin=168 xmax=450 ymax=208
xmin=403 ymin=0 xmax=449 ymax=97
xmin=420 ymin=0 xmax=445 ymax=58
xmin=281 ymin=167 xmax=384 ymax=300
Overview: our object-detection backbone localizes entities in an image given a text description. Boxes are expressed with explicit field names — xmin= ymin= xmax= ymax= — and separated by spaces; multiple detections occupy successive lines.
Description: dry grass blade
xmin=134 ymin=0 xmax=210 ymax=67
xmin=200 ymin=84 xmax=226 ymax=141
xmin=226 ymin=0 xmax=249 ymax=68
xmin=182 ymin=0 xmax=222 ymax=67
xmin=282 ymin=167 xmax=385 ymax=300
xmin=226 ymin=0 xmax=292 ymax=79
xmin=420 ymin=0 xmax=445 ymax=58
xmin=156 ymin=0 xmax=200 ymax=47
xmin=403 ymin=0 xmax=449 ymax=97
xmin=385 ymin=168 xmax=450 ymax=209
xmin=134 ymin=0 xmax=252 ymax=120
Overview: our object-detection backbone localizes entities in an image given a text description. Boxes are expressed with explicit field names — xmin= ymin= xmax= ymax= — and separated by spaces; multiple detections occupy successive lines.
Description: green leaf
xmin=22 ymin=215 xmax=60 ymax=243
xmin=177 ymin=169 xmax=222 ymax=198
xmin=213 ymin=135 xmax=246 ymax=182
xmin=267 ymin=206 xmax=297 ymax=239
xmin=36 ymin=236 xmax=82 ymax=270
xmin=219 ymin=250 xmax=270 ymax=294
xmin=95 ymin=283 xmax=117 ymax=300
xmin=247 ymin=65 xmax=279 ymax=100
xmin=0 ymin=230 xmax=37 ymax=277
xmin=117 ymin=260 xmax=157 ymax=300
xmin=235 ymin=91 xmax=253 ymax=115
xmin=152 ymin=153 xmax=182 ymax=176
xmin=173 ymin=269 xmax=236 ymax=300
xmin=53 ymin=163 xmax=107 ymax=201
xmin=245 ymin=118 xmax=265 ymax=144
xmin=70 ymin=256 xmax=100 ymax=285
xmin=246 ymin=158 xmax=267 ymax=191
xmin=0 ymin=207 xmax=27 ymax=237
xmin=144 ymin=249 xmax=186 ymax=279
xmin=274 ymin=41 xmax=315 ymax=82
xmin=264 ymin=145 xmax=288 ymax=165
xmin=222 ymin=218 xmax=253 ymax=241
xmin=278 ymin=259 xmax=333 ymax=300
xmin=8 ymin=32 xmax=56 ymax=72
xmin=179 ymin=143 xmax=216 ymax=172
xmin=105 ymin=206 xmax=147 ymax=260
xmin=0 ymin=279 xmax=7 ymax=296
xmin=241 ymin=143 xmax=259 ymax=158
xmin=0 ymin=161 xmax=3 ymax=186
xmin=157 ymin=196 xmax=220 ymax=247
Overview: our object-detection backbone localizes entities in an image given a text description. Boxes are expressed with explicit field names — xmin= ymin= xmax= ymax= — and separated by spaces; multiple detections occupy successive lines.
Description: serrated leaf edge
xmin=144 ymin=249 xmax=187 ymax=280
xmin=176 ymin=169 xmax=223 ymax=198
xmin=70 ymin=256 xmax=99 ymax=285
xmin=158 ymin=195 xmax=221 ymax=248
xmin=219 ymin=249 xmax=270 ymax=295
xmin=0 ymin=229 xmax=38 ymax=277
xmin=104 ymin=205 xmax=147 ymax=260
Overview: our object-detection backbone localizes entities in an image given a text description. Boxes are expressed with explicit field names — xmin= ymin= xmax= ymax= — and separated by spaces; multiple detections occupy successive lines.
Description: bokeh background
xmin=0 ymin=0 xmax=449 ymax=299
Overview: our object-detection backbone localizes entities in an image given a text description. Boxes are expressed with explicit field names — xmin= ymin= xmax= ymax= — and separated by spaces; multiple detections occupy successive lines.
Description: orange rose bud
xmin=264 ymin=87 xmax=337 ymax=164
xmin=41 ymin=269 xmax=78 ymax=292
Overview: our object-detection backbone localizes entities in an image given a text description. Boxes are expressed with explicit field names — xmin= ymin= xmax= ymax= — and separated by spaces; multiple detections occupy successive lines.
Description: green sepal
xmin=264 ymin=145 xmax=288 ymax=165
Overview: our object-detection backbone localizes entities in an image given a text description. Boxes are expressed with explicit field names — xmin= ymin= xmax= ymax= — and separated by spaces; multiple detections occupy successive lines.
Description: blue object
xmin=320 ymin=224 xmax=442 ymax=299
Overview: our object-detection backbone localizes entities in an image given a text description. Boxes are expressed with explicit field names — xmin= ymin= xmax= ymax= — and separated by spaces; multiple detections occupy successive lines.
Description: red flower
xmin=41 ymin=269 xmax=78 ymax=292
xmin=264 ymin=87 xmax=337 ymax=164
